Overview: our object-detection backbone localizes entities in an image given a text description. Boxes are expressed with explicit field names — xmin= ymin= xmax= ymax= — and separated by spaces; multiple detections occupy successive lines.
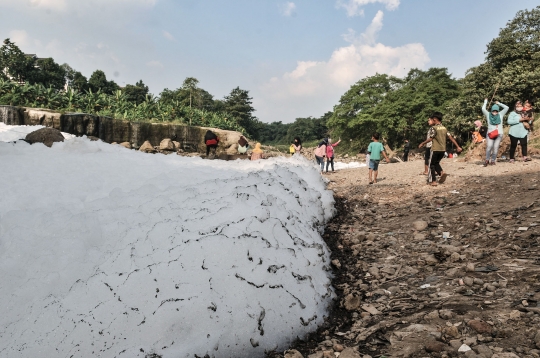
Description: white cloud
xmin=162 ymin=30 xmax=175 ymax=41
xmin=279 ymin=2 xmax=296 ymax=17
xmin=257 ymin=10 xmax=429 ymax=121
xmin=146 ymin=60 xmax=163 ymax=68
xmin=336 ymin=0 xmax=399 ymax=17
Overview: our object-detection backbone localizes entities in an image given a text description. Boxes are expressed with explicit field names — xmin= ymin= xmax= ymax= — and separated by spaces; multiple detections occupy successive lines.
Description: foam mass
xmin=0 ymin=128 xmax=335 ymax=358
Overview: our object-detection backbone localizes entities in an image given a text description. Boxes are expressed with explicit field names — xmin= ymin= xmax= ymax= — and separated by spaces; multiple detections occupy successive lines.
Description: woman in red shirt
xmin=325 ymin=138 xmax=341 ymax=172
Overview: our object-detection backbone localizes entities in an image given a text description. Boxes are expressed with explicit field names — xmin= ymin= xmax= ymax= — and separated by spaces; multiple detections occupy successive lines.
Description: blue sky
xmin=0 ymin=0 xmax=538 ymax=123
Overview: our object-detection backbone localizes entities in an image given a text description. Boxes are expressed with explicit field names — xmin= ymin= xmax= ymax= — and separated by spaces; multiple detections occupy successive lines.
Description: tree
xmin=0 ymin=38 xmax=36 ymax=83
xmin=62 ymin=64 xmax=88 ymax=92
xmin=124 ymin=80 xmax=149 ymax=104
xmin=327 ymin=69 xmax=461 ymax=151
xmin=223 ymin=87 xmax=259 ymax=139
xmin=32 ymin=58 xmax=66 ymax=89
xmin=159 ymin=77 xmax=215 ymax=111
xmin=327 ymin=74 xmax=402 ymax=151
xmin=257 ymin=121 xmax=291 ymax=144
xmin=88 ymin=70 xmax=119 ymax=94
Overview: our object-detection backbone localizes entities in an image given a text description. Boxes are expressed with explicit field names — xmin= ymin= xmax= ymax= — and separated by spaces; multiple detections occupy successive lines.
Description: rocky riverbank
xmin=271 ymin=159 xmax=540 ymax=358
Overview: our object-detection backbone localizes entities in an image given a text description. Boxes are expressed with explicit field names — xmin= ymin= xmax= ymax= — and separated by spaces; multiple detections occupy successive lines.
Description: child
xmin=367 ymin=133 xmax=389 ymax=184
xmin=418 ymin=112 xmax=462 ymax=186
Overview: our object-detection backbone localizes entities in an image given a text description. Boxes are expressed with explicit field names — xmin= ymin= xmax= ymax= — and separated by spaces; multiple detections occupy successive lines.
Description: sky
xmin=0 ymin=0 xmax=538 ymax=123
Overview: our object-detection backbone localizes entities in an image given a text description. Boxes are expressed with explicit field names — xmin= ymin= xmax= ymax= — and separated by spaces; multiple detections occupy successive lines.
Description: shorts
xmin=424 ymin=147 xmax=432 ymax=165
xmin=369 ymin=159 xmax=380 ymax=171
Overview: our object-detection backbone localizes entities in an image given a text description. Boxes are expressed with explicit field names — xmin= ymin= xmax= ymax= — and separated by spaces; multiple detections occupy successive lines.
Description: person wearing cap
xmin=482 ymin=99 xmax=509 ymax=166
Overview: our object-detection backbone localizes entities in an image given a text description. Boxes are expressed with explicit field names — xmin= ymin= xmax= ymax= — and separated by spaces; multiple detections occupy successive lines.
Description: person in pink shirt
xmin=313 ymin=140 xmax=327 ymax=173
xmin=325 ymin=138 xmax=341 ymax=172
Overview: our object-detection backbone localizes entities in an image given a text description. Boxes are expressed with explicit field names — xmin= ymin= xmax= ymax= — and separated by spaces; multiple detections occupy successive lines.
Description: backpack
xmin=289 ymin=144 xmax=295 ymax=154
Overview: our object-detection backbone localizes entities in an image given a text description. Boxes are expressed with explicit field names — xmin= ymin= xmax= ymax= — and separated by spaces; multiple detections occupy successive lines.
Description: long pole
xmin=488 ymin=82 xmax=500 ymax=108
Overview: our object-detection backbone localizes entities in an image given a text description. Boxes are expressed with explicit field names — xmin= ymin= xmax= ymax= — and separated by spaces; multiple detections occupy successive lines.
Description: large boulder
xmin=200 ymin=127 xmax=245 ymax=153
xmin=25 ymin=128 xmax=64 ymax=147
xmin=139 ymin=140 xmax=156 ymax=153
xmin=159 ymin=138 xmax=174 ymax=151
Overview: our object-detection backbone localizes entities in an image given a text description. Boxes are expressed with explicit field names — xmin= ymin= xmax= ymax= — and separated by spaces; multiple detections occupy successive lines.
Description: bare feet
xmin=430 ymin=181 xmax=438 ymax=186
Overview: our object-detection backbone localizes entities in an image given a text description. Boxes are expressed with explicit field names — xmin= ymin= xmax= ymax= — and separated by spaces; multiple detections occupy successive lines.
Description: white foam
xmin=0 ymin=131 xmax=335 ymax=358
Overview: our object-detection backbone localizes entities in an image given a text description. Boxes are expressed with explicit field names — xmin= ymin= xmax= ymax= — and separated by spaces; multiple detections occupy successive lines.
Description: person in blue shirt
xmin=507 ymin=101 xmax=531 ymax=163
xmin=367 ymin=133 xmax=389 ymax=184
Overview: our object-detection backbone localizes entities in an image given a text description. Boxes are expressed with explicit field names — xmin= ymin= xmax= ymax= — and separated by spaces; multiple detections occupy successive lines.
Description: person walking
xmin=313 ymin=140 xmax=327 ymax=173
xmin=507 ymin=101 xmax=531 ymax=162
xmin=367 ymin=133 xmax=389 ymax=184
xmin=325 ymin=138 xmax=341 ymax=172
xmin=418 ymin=112 xmax=462 ymax=186
xmin=482 ymin=98 xmax=509 ymax=166
xmin=403 ymin=139 xmax=410 ymax=162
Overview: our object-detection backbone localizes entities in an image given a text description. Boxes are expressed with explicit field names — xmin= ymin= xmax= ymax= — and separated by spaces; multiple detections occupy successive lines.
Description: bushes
xmin=0 ymin=79 xmax=246 ymax=133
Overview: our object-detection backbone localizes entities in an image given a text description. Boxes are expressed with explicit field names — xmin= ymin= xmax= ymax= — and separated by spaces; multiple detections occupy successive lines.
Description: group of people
xmin=204 ymin=130 xmax=263 ymax=161
xmin=204 ymin=97 xmax=535 ymax=182
xmin=313 ymin=137 xmax=342 ymax=173
xmin=479 ymin=99 xmax=535 ymax=165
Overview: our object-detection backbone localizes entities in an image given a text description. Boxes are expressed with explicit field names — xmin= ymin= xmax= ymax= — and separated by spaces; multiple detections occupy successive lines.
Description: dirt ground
xmin=271 ymin=156 xmax=540 ymax=358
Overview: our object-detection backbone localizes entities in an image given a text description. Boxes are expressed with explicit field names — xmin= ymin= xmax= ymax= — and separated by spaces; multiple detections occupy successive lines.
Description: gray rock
xmin=439 ymin=309 xmax=455 ymax=320
xmin=159 ymin=138 xmax=174 ymax=151
xmin=412 ymin=220 xmax=428 ymax=231
xmin=474 ymin=344 xmax=494 ymax=358
xmin=139 ymin=140 xmax=156 ymax=153
xmin=491 ymin=354 xmax=520 ymax=358
xmin=339 ymin=347 xmax=361 ymax=358
xmin=463 ymin=276 xmax=474 ymax=286
xmin=425 ymin=341 xmax=447 ymax=352
xmin=284 ymin=349 xmax=304 ymax=358
xmin=424 ymin=310 xmax=440 ymax=321
xmin=308 ymin=352 xmax=324 ymax=358
xmin=535 ymin=330 xmax=540 ymax=349
xmin=343 ymin=294 xmax=361 ymax=311
xmin=25 ymin=127 xmax=64 ymax=147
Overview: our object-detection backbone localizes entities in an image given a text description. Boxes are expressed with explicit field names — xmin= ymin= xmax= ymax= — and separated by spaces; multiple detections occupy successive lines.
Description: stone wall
xmin=0 ymin=106 xmax=242 ymax=153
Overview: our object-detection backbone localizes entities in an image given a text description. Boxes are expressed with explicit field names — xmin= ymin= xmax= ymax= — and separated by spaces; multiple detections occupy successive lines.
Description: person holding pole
xmin=482 ymin=98 xmax=509 ymax=166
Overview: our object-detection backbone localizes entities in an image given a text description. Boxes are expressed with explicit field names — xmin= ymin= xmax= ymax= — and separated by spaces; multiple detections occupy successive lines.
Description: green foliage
xmin=328 ymin=69 xmax=460 ymax=151
xmin=222 ymin=87 xmax=260 ymax=139
xmin=446 ymin=6 xmax=540 ymax=133
xmin=0 ymin=38 xmax=36 ymax=83
xmin=257 ymin=112 xmax=330 ymax=145
xmin=0 ymin=79 xmax=246 ymax=133
xmin=32 ymin=58 xmax=66 ymax=90
xmin=124 ymin=80 xmax=149 ymax=105
xmin=159 ymin=77 xmax=216 ymax=112
xmin=257 ymin=121 xmax=291 ymax=144
xmin=88 ymin=70 xmax=119 ymax=95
